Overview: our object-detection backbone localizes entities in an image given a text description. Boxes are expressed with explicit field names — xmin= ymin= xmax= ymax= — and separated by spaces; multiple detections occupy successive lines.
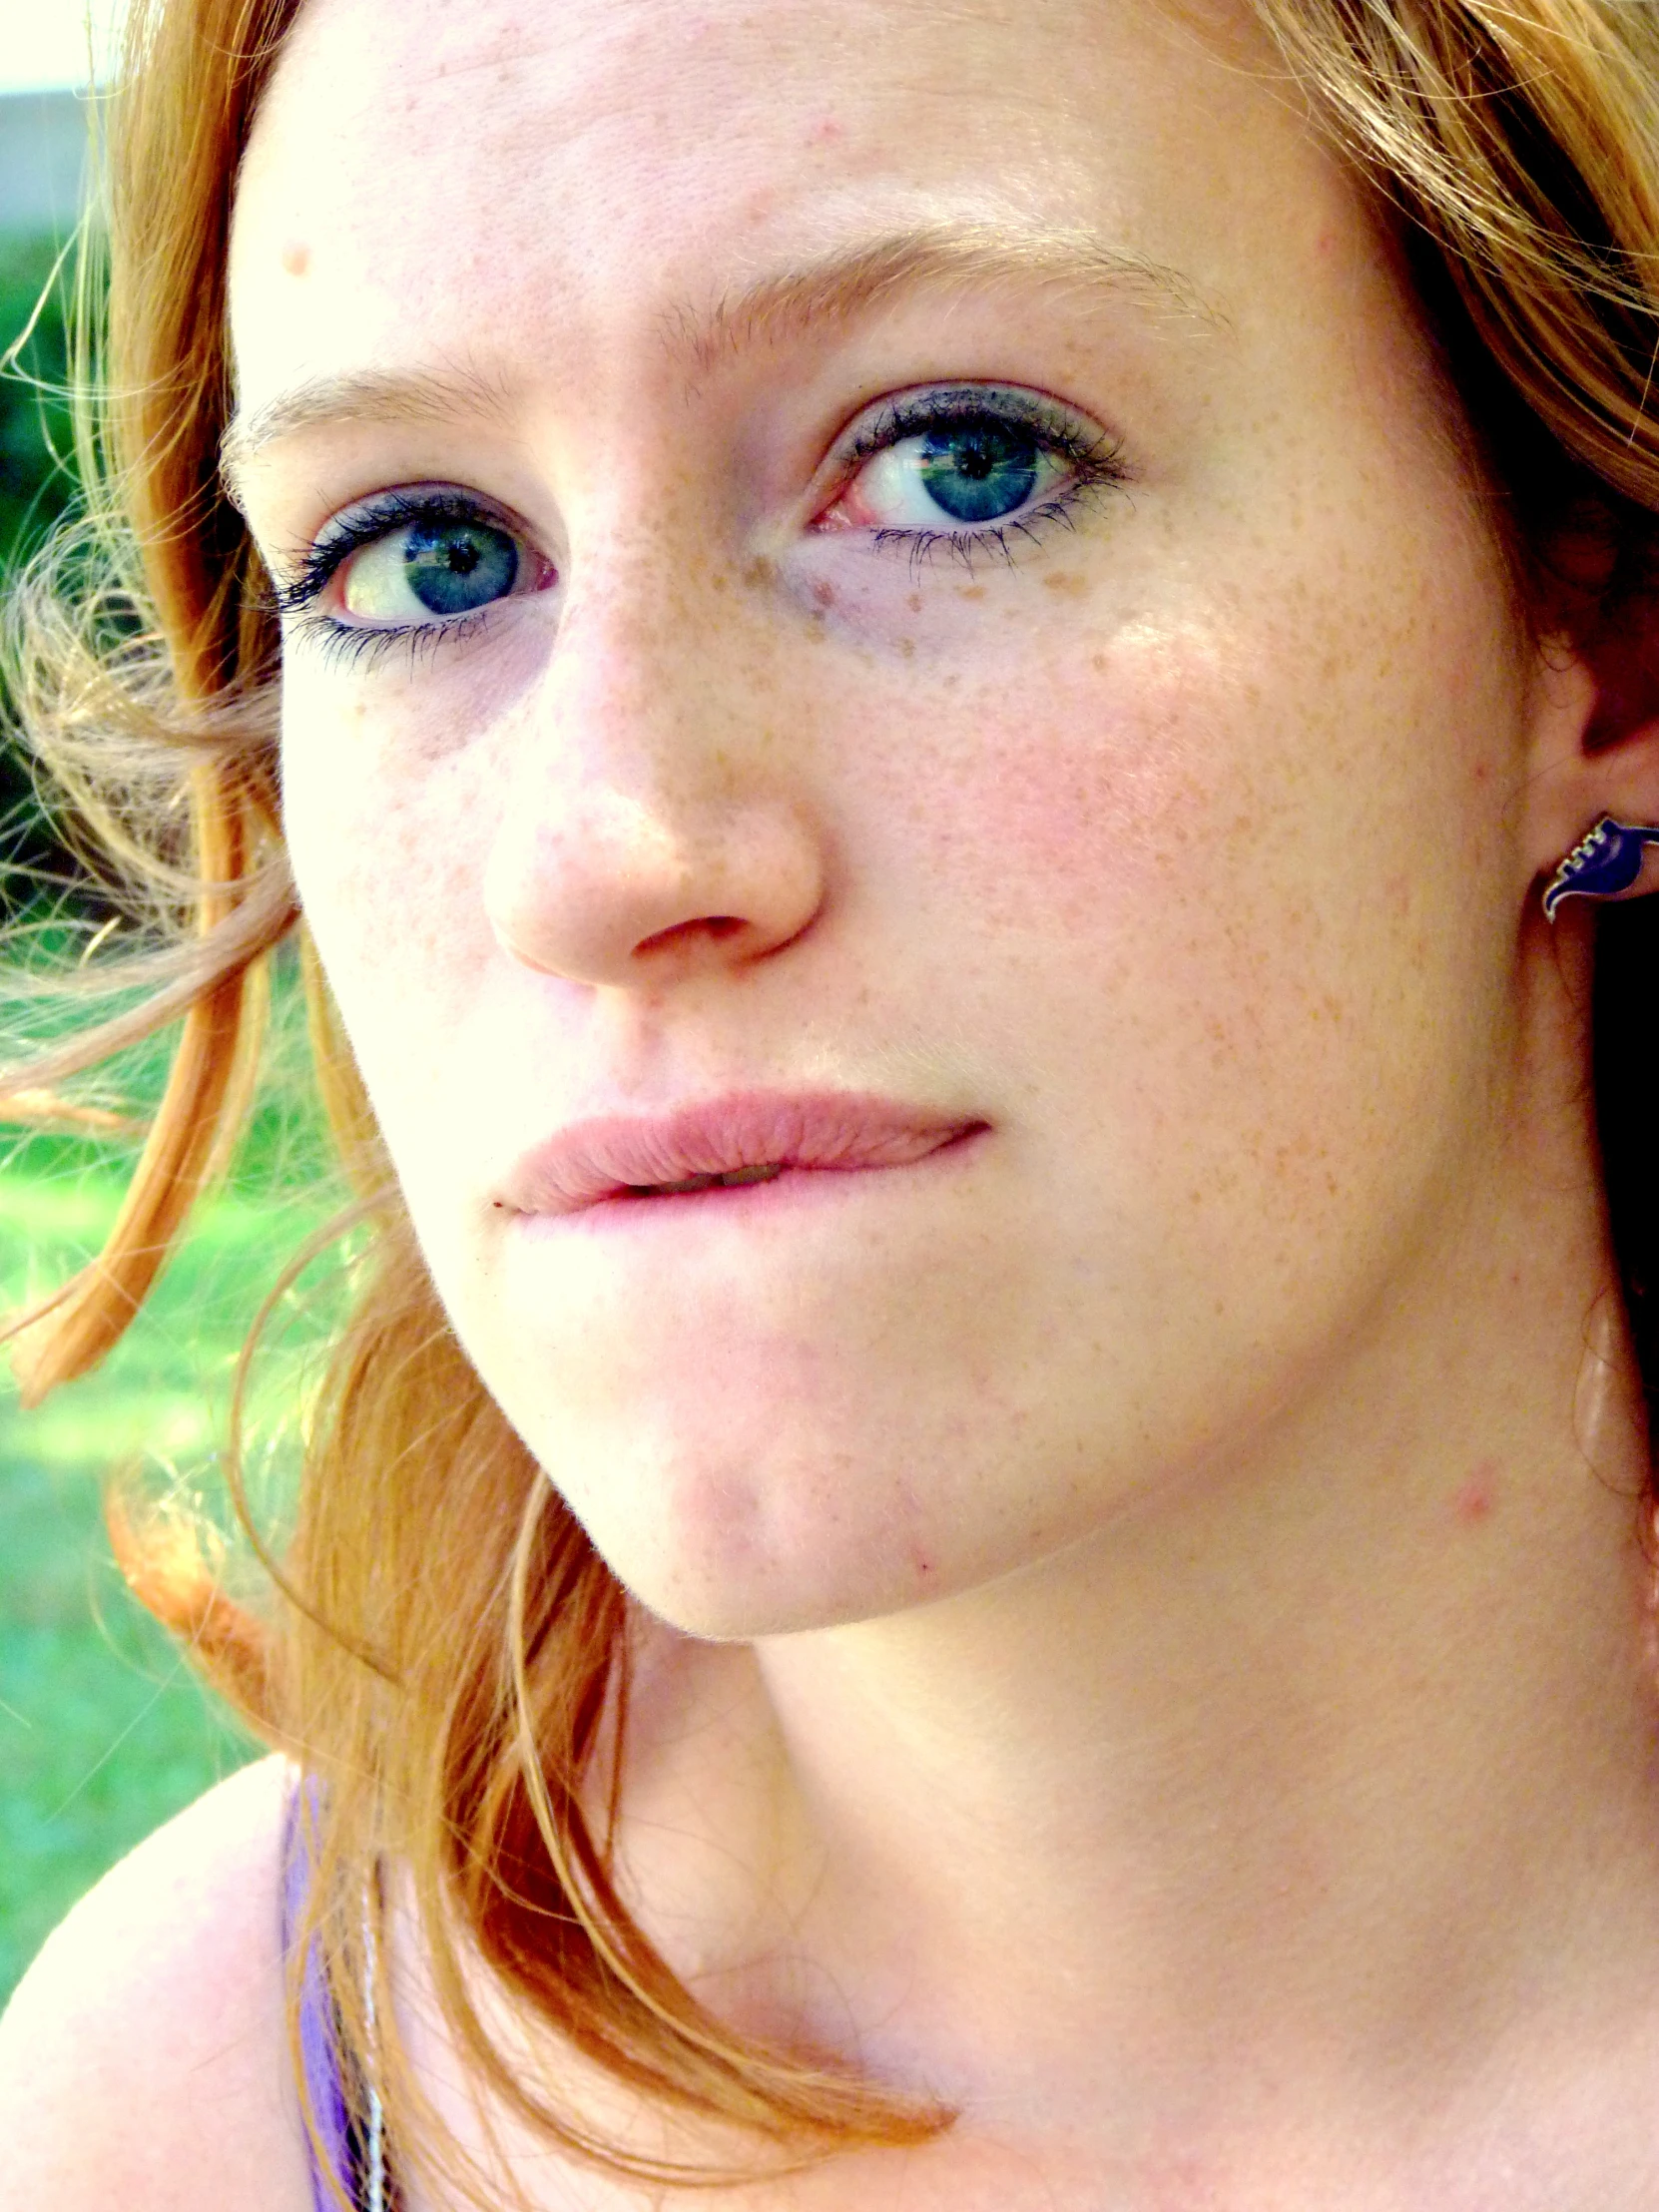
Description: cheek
xmin=841 ymin=558 xmax=1524 ymax=1266
xmin=278 ymin=679 xmax=499 ymax=1134
xmin=858 ymin=520 xmax=1522 ymax=971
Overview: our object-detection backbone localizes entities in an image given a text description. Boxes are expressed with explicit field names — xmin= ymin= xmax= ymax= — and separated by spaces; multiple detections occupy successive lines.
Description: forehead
xmin=230 ymin=0 xmax=1378 ymax=411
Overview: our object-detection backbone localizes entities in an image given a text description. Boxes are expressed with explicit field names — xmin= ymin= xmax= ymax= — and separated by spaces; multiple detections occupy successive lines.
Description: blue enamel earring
xmin=1542 ymin=816 xmax=1659 ymax=920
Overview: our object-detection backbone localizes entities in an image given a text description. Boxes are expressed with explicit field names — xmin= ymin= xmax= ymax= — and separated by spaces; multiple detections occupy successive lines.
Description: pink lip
xmin=499 ymin=1091 xmax=988 ymax=1218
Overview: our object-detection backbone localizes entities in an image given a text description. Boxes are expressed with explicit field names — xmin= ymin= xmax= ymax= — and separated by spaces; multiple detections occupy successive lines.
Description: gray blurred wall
xmin=0 ymin=92 xmax=90 ymax=236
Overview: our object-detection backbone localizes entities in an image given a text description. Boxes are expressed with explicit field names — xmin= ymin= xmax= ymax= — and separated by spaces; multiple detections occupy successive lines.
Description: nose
xmin=482 ymin=573 xmax=826 ymax=988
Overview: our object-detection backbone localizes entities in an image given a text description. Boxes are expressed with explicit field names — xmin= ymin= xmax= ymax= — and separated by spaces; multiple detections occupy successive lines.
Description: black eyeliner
xmin=274 ymin=486 xmax=524 ymax=618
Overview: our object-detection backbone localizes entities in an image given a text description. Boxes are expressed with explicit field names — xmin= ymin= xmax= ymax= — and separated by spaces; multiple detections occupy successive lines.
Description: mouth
xmin=499 ymin=1091 xmax=988 ymax=1219
xmin=629 ymin=1163 xmax=788 ymax=1197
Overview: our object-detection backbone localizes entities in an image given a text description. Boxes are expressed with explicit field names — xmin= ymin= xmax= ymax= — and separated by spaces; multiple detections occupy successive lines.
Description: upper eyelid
xmin=811 ymin=384 xmax=1130 ymax=518
xmin=273 ymin=484 xmax=541 ymax=614
xmin=831 ymin=383 xmax=1118 ymax=463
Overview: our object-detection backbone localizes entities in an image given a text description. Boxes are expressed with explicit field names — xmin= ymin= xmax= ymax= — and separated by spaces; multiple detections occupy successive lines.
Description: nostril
xmin=635 ymin=914 xmax=746 ymax=955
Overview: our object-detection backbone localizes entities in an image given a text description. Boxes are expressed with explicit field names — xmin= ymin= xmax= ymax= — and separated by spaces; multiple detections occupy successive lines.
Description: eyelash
xmin=273 ymin=388 xmax=1127 ymax=670
xmin=832 ymin=385 xmax=1128 ymax=576
xmin=274 ymin=488 xmax=514 ymax=675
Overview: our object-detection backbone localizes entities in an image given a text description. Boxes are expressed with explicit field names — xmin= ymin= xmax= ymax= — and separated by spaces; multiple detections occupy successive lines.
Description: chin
xmin=535 ymin=1420 xmax=989 ymax=1642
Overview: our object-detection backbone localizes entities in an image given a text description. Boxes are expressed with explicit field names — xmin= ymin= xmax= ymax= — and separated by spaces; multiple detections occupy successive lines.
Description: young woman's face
xmin=231 ymin=0 xmax=1554 ymax=1635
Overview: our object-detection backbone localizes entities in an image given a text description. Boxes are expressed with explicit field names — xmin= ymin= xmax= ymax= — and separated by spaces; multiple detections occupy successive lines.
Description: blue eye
xmin=915 ymin=422 xmax=1041 ymax=524
xmin=400 ymin=518 xmax=519 ymax=614
xmin=340 ymin=513 xmax=522 ymax=622
xmin=274 ymin=487 xmax=547 ymax=656
xmin=819 ymin=385 xmax=1122 ymax=557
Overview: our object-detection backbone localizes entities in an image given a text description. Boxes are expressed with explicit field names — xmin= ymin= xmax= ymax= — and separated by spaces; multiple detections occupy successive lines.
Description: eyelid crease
xmin=815 ymin=382 xmax=1131 ymax=553
xmin=837 ymin=382 xmax=1120 ymax=461
xmin=272 ymin=484 xmax=537 ymax=618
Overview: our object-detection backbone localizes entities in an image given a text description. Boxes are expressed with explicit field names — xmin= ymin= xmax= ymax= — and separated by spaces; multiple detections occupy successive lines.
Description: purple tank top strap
xmin=281 ymin=1784 xmax=368 ymax=2211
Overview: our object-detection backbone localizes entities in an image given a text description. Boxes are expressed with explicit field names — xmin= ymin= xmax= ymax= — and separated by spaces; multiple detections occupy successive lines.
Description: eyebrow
xmin=221 ymin=221 xmax=1211 ymax=484
xmin=221 ymin=359 xmax=518 ymax=487
xmin=675 ymin=222 xmax=1211 ymax=373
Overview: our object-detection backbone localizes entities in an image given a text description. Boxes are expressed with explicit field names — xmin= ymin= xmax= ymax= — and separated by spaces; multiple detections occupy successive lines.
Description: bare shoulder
xmin=0 ymin=1754 xmax=312 ymax=2212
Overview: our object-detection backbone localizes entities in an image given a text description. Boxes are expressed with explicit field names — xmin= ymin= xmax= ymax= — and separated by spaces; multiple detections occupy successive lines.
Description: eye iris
xmin=402 ymin=519 xmax=518 ymax=616
xmin=916 ymin=422 xmax=1040 ymax=525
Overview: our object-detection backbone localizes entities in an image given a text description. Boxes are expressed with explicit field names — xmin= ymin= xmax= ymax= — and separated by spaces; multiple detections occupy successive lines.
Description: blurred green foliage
xmin=2 ymin=231 xmax=81 ymax=913
xmin=0 ymin=236 xmax=325 ymax=1999
xmin=0 ymin=952 xmax=341 ymax=1999
xmin=0 ymin=232 xmax=75 ymax=571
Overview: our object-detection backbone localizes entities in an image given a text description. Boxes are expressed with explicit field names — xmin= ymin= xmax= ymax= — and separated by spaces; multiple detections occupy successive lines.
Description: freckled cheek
xmin=836 ymin=621 xmax=1479 ymax=1178
xmin=279 ymin=696 xmax=497 ymax=1052
xmin=843 ymin=642 xmax=1263 ymax=948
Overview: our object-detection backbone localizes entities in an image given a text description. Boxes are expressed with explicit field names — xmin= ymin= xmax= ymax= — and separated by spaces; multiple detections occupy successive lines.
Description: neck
xmin=614 ymin=988 xmax=1659 ymax=2180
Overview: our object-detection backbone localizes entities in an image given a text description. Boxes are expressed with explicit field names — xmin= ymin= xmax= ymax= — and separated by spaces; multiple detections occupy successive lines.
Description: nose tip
xmin=483 ymin=792 xmax=825 ymax=987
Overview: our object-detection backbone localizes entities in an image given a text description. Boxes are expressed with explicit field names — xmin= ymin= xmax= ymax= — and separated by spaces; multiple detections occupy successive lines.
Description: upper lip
xmin=499 ymin=1089 xmax=987 ymax=1216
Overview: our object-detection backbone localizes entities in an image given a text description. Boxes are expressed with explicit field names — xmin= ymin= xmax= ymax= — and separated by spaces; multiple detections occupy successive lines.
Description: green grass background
xmin=1 ymin=1162 xmax=277 ymax=2000
xmin=0 ymin=983 xmax=343 ymax=2003
xmin=1 ymin=233 xmax=335 ymax=2001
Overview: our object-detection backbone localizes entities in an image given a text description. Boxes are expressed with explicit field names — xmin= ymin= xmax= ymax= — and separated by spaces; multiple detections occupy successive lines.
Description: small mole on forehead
xmin=280 ymin=240 xmax=312 ymax=277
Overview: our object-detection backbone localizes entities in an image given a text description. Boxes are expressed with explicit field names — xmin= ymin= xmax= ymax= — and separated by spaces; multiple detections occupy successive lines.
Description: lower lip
xmin=510 ymin=1125 xmax=989 ymax=1236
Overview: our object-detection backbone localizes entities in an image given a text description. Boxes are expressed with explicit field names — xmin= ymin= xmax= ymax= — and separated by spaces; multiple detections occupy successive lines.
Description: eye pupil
xmin=402 ymin=518 xmax=517 ymax=615
xmin=917 ymin=421 xmax=1040 ymax=524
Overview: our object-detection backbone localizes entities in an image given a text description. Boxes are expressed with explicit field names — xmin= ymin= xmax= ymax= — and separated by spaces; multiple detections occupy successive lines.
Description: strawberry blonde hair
xmin=6 ymin=0 xmax=1659 ymax=2200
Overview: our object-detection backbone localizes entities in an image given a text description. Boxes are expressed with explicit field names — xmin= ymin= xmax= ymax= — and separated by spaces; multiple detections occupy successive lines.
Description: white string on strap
xmin=363 ymin=1881 xmax=387 ymax=2212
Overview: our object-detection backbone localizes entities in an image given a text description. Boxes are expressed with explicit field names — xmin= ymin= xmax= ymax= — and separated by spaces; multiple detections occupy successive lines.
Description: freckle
xmin=1452 ymin=1460 xmax=1500 ymax=1525
xmin=812 ymin=578 xmax=835 ymax=607
xmin=1042 ymin=569 xmax=1086 ymax=596
xmin=280 ymin=239 xmax=311 ymax=276
xmin=899 ymin=636 xmax=915 ymax=659
xmin=742 ymin=555 xmax=776 ymax=590
xmin=711 ymin=570 xmax=729 ymax=594
xmin=906 ymin=591 xmax=922 ymax=614
xmin=956 ymin=584 xmax=985 ymax=602
xmin=1092 ymin=652 xmax=1107 ymax=671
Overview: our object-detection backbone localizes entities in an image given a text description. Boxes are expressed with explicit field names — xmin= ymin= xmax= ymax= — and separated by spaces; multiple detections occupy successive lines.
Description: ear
xmin=1521 ymin=581 xmax=1659 ymax=909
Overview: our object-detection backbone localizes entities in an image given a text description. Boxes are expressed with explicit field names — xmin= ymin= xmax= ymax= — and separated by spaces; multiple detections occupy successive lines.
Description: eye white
xmin=848 ymin=433 xmax=1069 ymax=530
xmin=339 ymin=529 xmax=427 ymax=622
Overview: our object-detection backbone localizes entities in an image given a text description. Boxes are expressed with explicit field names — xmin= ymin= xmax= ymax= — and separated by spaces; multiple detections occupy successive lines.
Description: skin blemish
xmin=956 ymin=583 xmax=986 ymax=602
xmin=809 ymin=115 xmax=843 ymax=144
xmin=1042 ymin=569 xmax=1087 ymax=597
xmin=1452 ymin=1460 xmax=1500 ymax=1526
xmin=743 ymin=555 xmax=776 ymax=592
xmin=280 ymin=239 xmax=311 ymax=276
xmin=906 ymin=591 xmax=922 ymax=614
xmin=813 ymin=579 xmax=835 ymax=607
